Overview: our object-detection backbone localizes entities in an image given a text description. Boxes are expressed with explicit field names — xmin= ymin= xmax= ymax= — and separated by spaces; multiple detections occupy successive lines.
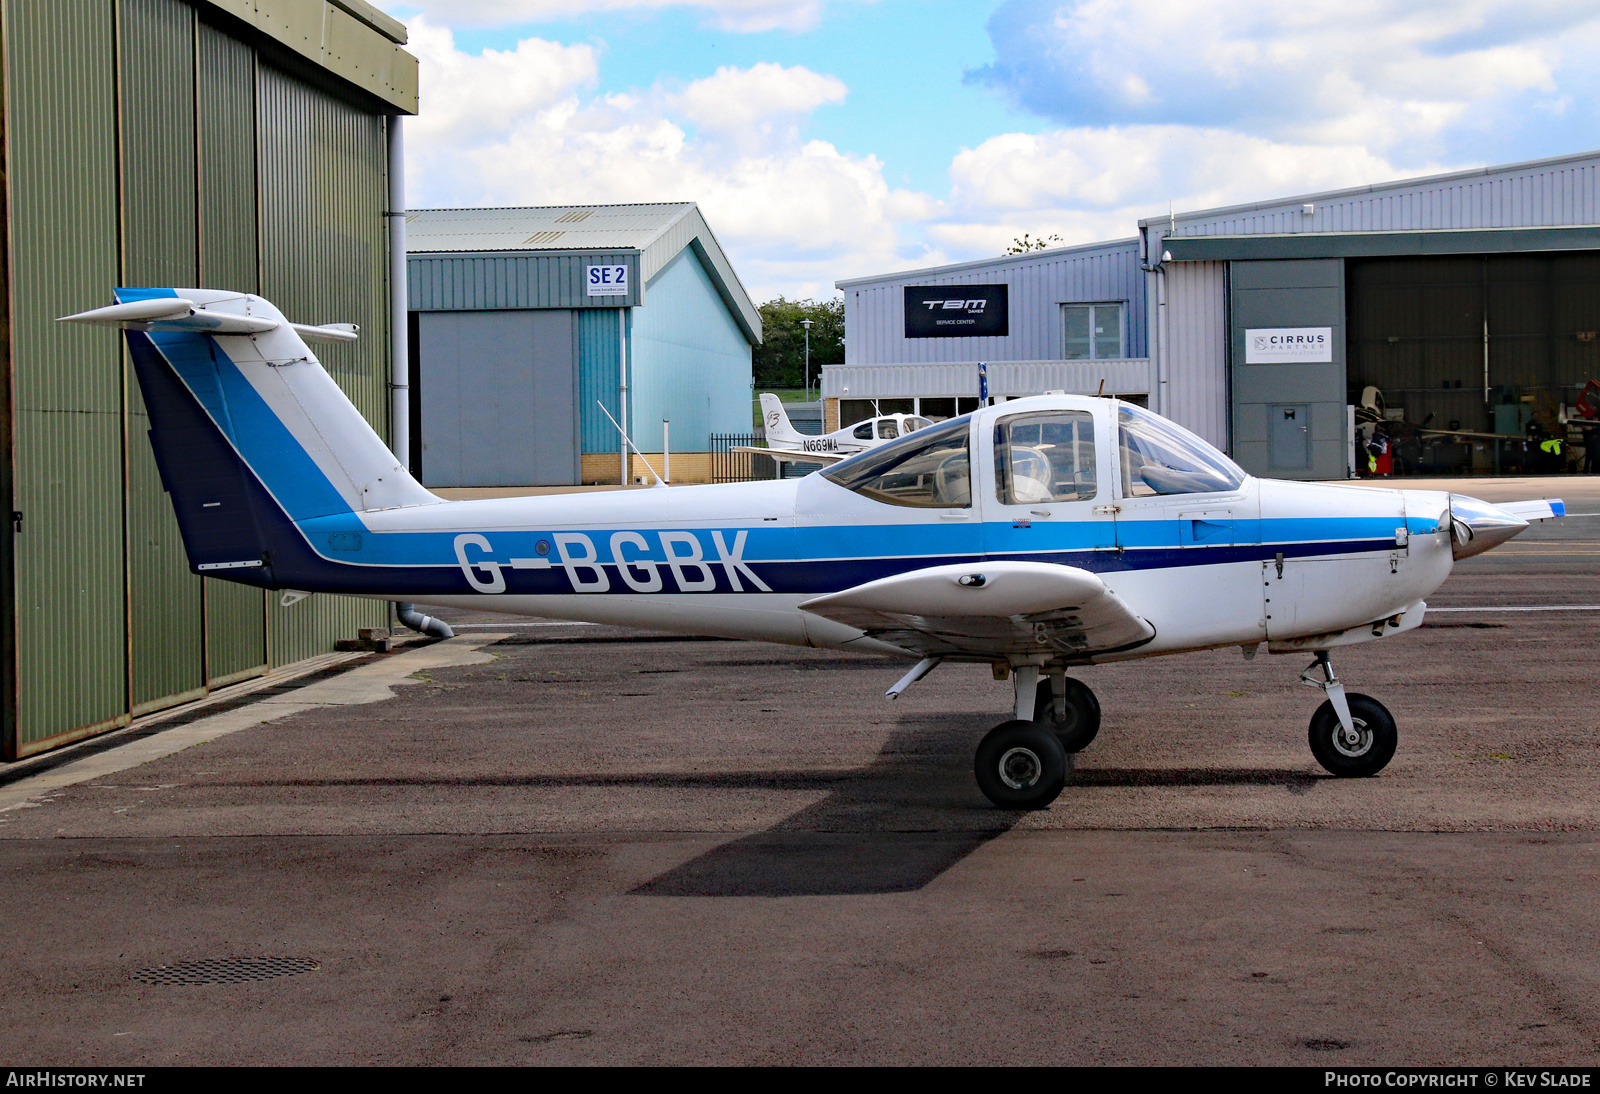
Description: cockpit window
xmin=877 ymin=419 xmax=899 ymax=440
xmin=906 ymin=417 xmax=933 ymax=431
xmin=994 ymin=411 xmax=1097 ymax=504
xmin=1118 ymin=404 xmax=1246 ymax=496
xmin=853 ymin=422 xmax=874 ymax=440
xmin=823 ymin=415 xmax=972 ymax=508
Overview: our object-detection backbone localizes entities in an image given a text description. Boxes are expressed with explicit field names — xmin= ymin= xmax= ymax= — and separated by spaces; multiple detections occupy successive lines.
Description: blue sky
xmin=420 ymin=0 xmax=1042 ymax=195
xmin=380 ymin=0 xmax=1600 ymax=301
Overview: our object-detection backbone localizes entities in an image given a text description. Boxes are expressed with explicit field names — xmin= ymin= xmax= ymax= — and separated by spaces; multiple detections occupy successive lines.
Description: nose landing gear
xmin=1300 ymin=652 xmax=1397 ymax=777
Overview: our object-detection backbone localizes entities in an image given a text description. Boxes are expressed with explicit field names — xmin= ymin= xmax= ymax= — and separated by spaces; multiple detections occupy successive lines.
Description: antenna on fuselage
xmin=1096 ymin=379 xmax=1106 ymax=397
xmin=597 ymin=400 xmax=667 ymax=488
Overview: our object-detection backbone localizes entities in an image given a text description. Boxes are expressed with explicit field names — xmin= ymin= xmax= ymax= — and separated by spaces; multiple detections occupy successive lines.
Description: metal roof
xmin=1141 ymin=148 xmax=1600 ymax=235
xmin=406 ymin=203 xmax=760 ymax=343
xmin=835 ymin=237 xmax=1139 ymax=290
xmin=408 ymin=203 xmax=696 ymax=255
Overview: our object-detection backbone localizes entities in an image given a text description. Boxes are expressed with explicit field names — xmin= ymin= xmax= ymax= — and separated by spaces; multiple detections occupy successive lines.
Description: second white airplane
xmin=735 ymin=392 xmax=933 ymax=469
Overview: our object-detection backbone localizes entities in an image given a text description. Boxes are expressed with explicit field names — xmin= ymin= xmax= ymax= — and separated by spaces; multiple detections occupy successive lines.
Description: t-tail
xmin=759 ymin=392 xmax=804 ymax=446
xmin=59 ymin=288 xmax=439 ymax=592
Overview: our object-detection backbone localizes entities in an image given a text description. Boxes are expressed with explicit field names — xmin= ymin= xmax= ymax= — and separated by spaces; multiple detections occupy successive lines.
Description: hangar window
xmin=1063 ymin=303 xmax=1124 ymax=360
xmin=824 ymin=415 xmax=972 ymax=508
xmin=1118 ymin=404 xmax=1246 ymax=496
xmin=994 ymin=411 xmax=1098 ymax=504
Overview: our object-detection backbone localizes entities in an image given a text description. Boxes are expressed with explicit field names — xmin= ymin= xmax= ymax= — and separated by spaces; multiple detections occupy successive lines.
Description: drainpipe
xmin=386 ymin=117 xmax=450 ymax=641
xmin=387 ymin=114 xmax=409 ymax=470
xmin=619 ymin=309 xmax=629 ymax=484
xmin=1139 ymin=225 xmax=1167 ymax=417
xmin=397 ymin=603 xmax=452 ymax=640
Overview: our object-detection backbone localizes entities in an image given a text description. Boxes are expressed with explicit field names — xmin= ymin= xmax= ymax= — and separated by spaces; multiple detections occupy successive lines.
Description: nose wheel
xmin=1301 ymin=653 xmax=1397 ymax=777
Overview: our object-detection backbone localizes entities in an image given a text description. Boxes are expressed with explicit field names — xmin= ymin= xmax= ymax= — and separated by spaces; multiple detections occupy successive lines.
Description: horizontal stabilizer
xmin=59 ymin=298 xmax=278 ymax=335
xmin=60 ymin=300 xmax=358 ymax=341
xmin=800 ymin=560 xmax=1154 ymax=659
xmin=291 ymin=322 xmax=360 ymax=343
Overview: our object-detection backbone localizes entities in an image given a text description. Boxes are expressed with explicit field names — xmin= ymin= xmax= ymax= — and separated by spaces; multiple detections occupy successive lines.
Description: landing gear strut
xmin=973 ymin=664 xmax=1071 ymax=810
xmin=1300 ymin=652 xmax=1397 ymax=777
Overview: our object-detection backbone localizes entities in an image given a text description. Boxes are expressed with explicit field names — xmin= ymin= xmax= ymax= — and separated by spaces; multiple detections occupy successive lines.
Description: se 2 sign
xmin=586 ymin=265 xmax=629 ymax=296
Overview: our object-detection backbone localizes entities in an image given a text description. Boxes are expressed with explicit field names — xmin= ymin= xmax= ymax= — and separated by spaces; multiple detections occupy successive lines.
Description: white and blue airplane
xmin=62 ymin=288 xmax=1564 ymax=809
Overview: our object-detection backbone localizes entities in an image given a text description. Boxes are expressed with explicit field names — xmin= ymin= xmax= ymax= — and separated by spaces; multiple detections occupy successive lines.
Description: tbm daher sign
xmin=904 ymin=284 xmax=1009 ymax=338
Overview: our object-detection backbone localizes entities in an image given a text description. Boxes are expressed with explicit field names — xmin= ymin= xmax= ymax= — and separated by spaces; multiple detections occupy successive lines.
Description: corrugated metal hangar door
xmin=416 ymin=310 xmax=580 ymax=487
xmin=1347 ymin=253 xmax=1600 ymax=472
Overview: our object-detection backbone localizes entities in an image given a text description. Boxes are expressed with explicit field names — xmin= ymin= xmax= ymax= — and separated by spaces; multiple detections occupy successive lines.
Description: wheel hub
xmin=998 ymin=746 xmax=1043 ymax=790
xmin=1334 ymin=718 xmax=1371 ymax=757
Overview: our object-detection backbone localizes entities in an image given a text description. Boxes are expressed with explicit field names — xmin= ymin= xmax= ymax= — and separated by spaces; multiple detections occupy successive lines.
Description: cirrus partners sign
xmin=1245 ymin=327 xmax=1333 ymax=363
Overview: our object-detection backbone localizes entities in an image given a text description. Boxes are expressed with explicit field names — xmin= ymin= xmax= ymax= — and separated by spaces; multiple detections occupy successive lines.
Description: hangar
xmin=0 ymin=0 xmax=417 ymax=759
xmin=405 ymin=203 xmax=761 ymax=487
xmin=829 ymin=150 xmax=1600 ymax=481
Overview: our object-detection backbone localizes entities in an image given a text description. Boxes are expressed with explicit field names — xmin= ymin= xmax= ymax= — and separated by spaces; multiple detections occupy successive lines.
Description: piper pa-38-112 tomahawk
xmin=732 ymin=392 xmax=933 ymax=469
xmin=62 ymin=288 xmax=1566 ymax=809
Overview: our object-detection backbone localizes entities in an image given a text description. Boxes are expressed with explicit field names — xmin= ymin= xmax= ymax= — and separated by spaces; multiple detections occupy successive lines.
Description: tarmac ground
xmin=0 ymin=477 xmax=1597 ymax=1065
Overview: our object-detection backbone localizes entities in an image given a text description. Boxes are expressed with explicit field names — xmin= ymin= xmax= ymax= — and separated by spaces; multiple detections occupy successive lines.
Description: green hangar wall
xmin=0 ymin=0 xmax=418 ymax=759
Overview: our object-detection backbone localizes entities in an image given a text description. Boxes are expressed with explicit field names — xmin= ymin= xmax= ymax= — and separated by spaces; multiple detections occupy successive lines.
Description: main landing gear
xmin=1300 ymin=652 xmax=1397 ymax=777
xmin=973 ymin=666 xmax=1101 ymax=810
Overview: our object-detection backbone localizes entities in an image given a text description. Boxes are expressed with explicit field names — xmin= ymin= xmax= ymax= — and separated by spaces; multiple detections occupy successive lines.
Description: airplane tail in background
xmin=759 ymin=393 xmax=804 ymax=445
xmin=59 ymin=288 xmax=439 ymax=591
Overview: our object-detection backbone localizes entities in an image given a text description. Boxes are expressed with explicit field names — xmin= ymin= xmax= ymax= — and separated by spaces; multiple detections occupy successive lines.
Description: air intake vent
xmin=555 ymin=210 xmax=594 ymax=223
xmin=522 ymin=231 xmax=566 ymax=245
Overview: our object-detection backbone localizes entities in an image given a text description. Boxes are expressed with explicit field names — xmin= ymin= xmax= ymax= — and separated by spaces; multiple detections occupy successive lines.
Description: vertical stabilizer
xmin=759 ymin=393 xmax=804 ymax=445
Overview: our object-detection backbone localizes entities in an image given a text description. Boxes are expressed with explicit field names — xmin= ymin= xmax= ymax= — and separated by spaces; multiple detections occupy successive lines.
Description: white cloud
xmin=383 ymin=0 xmax=837 ymax=33
xmin=926 ymin=124 xmax=1454 ymax=261
xmin=975 ymin=0 xmax=1599 ymax=159
xmin=675 ymin=63 xmax=846 ymax=137
xmin=403 ymin=19 xmax=936 ymax=299
xmin=396 ymin=1 xmax=1600 ymax=295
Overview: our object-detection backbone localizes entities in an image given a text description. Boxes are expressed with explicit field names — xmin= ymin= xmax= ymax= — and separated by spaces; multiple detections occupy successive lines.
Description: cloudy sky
xmin=379 ymin=0 xmax=1600 ymax=301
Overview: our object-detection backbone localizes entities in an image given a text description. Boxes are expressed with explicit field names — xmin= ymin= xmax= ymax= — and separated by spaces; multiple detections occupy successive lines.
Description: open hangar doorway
xmin=1346 ymin=252 xmax=1600 ymax=476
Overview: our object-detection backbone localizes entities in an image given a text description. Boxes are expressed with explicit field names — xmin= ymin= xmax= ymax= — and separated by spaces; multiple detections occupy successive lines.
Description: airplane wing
xmin=1416 ymin=428 xmax=1526 ymax=442
xmin=799 ymin=560 xmax=1155 ymax=659
xmin=729 ymin=445 xmax=850 ymax=466
xmin=1497 ymin=498 xmax=1565 ymax=522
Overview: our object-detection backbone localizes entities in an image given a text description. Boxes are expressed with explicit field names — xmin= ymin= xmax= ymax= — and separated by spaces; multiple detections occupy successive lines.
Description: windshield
xmin=823 ymin=415 xmax=972 ymax=508
xmin=1118 ymin=404 xmax=1246 ymax=496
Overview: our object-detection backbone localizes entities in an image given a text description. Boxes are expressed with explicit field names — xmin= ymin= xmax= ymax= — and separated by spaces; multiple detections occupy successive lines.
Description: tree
xmin=754 ymin=296 xmax=845 ymax=391
xmin=1004 ymin=232 xmax=1064 ymax=255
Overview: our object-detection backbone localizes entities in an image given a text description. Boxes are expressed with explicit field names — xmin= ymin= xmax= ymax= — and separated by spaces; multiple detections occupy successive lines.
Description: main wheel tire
xmin=1308 ymin=693 xmax=1397 ymax=777
xmin=1034 ymin=677 xmax=1102 ymax=753
xmin=974 ymin=720 xmax=1069 ymax=810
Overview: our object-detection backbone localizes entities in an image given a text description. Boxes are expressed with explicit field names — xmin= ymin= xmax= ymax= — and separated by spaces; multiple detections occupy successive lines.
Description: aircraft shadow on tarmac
xmin=632 ymin=726 xmax=1323 ymax=898
xmin=634 ymin=713 xmax=1020 ymax=899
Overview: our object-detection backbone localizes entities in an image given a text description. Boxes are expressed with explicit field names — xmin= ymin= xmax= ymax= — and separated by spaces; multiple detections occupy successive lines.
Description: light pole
xmin=801 ymin=317 xmax=813 ymax=405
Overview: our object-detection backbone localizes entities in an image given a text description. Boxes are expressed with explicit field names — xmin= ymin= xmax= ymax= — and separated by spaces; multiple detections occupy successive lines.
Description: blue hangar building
xmin=406 ymin=202 xmax=762 ymax=486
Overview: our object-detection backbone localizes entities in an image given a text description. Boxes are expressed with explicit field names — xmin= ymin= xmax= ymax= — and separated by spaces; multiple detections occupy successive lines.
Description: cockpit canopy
xmin=850 ymin=415 xmax=933 ymax=442
xmin=822 ymin=400 xmax=1246 ymax=509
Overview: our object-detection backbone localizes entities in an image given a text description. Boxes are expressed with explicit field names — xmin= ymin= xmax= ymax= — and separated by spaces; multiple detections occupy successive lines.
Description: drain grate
xmin=131 ymin=957 xmax=320 ymax=985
